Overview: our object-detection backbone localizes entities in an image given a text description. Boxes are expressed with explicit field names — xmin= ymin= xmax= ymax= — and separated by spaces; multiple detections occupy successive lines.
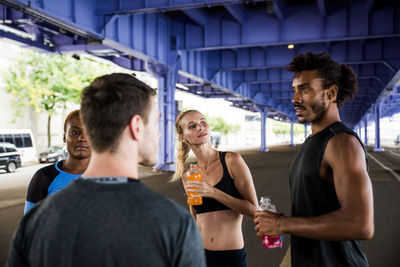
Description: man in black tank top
xmin=254 ymin=52 xmax=374 ymax=266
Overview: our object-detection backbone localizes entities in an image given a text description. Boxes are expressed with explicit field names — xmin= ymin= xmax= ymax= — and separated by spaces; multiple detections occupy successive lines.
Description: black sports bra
xmin=193 ymin=151 xmax=243 ymax=214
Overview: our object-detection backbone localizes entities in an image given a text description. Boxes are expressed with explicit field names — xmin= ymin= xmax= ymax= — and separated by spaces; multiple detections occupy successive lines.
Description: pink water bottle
xmin=259 ymin=196 xmax=283 ymax=248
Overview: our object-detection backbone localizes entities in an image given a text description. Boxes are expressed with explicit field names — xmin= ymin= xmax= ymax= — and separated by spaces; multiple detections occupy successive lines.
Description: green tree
xmin=270 ymin=120 xmax=290 ymax=136
xmin=294 ymin=124 xmax=305 ymax=135
xmin=270 ymin=119 xmax=305 ymax=137
xmin=206 ymin=115 xmax=240 ymax=135
xmin=2 ymin=49 xmax=113 ymax=147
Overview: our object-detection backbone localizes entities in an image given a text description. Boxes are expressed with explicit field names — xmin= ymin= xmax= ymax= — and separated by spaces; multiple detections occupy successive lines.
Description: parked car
xmin=39 ymin=146 xmax=68 ymax=163
xmin=0 ymin=129 xmax=37 ymax=163
xmin=0 ymin=142 xmax=22 ymax=173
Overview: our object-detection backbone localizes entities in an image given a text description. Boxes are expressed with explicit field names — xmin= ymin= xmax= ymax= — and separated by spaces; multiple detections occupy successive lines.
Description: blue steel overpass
xmin=0 ymin=0 xmax=399 ymax=170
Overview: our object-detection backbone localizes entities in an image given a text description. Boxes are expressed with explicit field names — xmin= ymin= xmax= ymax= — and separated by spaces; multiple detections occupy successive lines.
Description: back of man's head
xmin=286 ymin=51 xmax=358 ymax=107
xmin=80 ymin=73 xmax=156 ymax=153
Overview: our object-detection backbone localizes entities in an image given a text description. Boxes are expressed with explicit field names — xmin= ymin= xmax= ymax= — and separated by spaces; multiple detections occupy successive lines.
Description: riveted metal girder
xmin=0 ymin=0 xmax=399 ymax=130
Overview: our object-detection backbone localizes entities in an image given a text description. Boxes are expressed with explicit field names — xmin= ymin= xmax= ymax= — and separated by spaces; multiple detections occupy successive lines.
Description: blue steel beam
xmin=205 ymin=40 xmax=400 ymax=73
xmin=231 ymin=76 xmax=388 ymax=88
xmin=0 ymin=0 xmax=102 ymax=41
xmin=272 ymin=0 xmax=285 ymax=21
xmin=317 ymin=0 xmax=326 ymax=17
xmin=0 ymin=1 xmax=173 ymax=66
xmin=223 ymin=4 xmax=243 ymax=24
xmin=304 ymin=124 xmax=308 ymax=139
xmin=219 ymin=60 xmax=397 ymax=73
xmin=1 ymin=0 xmax=399 ymax=146
xmin=258 ymin=106 xmax=269 ymax=152
xmin=0 ymin=0 xmax=182 ymax=170
xmin=290 ymin=121 xmax=294 ymax=146
xmin=182 ymin=8 xmax=208 ymax=28
xmin=97 ymin=1 xmax=269 ymax=15
xmin=366 ymin=0 xmax=374 ymax=13
xmin=0 ymin=27 xmax=52 ymax=51
xmin=176 ymin=2 xmax=400 ymax=51
xmin=202 ymin=38 xmax=399 ymax=126
xmin=364 ymin=117 xmax=368 ymax=145
xmin=376 ymin=70 xmax=400 ymax=118
xmin=373 ymin=104 xmax=384 ymax=151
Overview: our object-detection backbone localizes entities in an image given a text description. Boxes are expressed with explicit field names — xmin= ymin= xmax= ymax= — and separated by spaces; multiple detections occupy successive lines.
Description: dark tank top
xmin=193 ymin=151 xmax=243 ymax=214
xmin=289 ymin=121 xmax=369 ymax=267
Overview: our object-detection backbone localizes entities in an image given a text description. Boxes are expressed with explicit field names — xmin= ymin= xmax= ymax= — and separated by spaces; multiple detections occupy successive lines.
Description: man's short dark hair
xmin=80 ymin=73 xmax=156 ymax=152
xmin=286 ymin=51 xmax=358 ymax=107
xmin=64 ymin=109 xmax=80 ymax=134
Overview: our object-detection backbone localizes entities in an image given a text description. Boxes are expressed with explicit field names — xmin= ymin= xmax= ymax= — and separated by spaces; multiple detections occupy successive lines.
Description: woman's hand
xmin=186 ymin=181 xmax=217 ymax=198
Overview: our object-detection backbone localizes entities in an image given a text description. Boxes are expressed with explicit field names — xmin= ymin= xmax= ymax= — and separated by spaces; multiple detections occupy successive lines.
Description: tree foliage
xmin=206 ymin=115 xmax=240 ymax=135
xmin=2 ymin=49 xmax=114 ymax=147
xmin=270 ymin=119 xmax=304 ymax=136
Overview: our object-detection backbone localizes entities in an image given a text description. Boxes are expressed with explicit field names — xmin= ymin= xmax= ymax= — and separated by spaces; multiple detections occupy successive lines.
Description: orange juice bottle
xmin=187 ymin=164 xmax=203 ymax=205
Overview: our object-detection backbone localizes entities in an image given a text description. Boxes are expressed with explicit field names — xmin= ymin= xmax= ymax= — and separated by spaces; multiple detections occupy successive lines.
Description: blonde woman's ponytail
xmin=171 ymin=141 xmax=190 ymax=182
xmin=171 ymin=109 xmax=197 ymax=182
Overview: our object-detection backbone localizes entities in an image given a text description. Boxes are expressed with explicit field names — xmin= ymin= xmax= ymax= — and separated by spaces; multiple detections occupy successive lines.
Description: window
xmin=23 ymin=134 xmax=33 ymax=147
xmin=0 ymin=135 xmax=4 ymax=142
xmin=4 ymin=134 xmax=13 ymax=144
xmin=5 ymin=146 xmax=17 ymax=152
xmin=0 ymin=146 xmax=5 ymax=153
xmin=14 ymin=134 xmax=23 ymax=147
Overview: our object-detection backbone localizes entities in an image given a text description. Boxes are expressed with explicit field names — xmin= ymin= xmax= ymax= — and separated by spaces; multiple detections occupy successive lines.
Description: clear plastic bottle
xmin=187 ymin=164 xmax=203 ymax=205
xmin=259 ymin=196 xmax=283 ymax=248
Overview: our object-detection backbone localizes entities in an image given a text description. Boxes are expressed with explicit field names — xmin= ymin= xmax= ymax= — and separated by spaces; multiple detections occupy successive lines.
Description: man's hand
xmin=254 ymin=210 xmax=280 ymax=238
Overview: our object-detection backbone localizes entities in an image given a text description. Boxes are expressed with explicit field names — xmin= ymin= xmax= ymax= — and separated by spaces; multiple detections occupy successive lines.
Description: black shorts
xmin=205 ymin=248 xmax=247 ymax=267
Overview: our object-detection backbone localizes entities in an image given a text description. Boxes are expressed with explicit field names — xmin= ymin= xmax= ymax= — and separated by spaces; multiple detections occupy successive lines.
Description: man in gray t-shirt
xmin=7 ymin=73 xmax=206 ymax=267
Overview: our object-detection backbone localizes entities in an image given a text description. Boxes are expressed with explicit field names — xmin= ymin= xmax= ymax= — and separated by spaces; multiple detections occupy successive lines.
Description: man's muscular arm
xmin=255 ymin=133 xmax=374 ymax=241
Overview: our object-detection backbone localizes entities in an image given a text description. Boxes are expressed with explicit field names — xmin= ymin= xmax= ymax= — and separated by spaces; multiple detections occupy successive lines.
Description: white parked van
xmin=0 ymin=129 xmax=37 ymax=163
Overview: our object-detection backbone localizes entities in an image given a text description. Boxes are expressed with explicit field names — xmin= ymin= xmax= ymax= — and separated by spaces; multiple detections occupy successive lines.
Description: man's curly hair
xmin=286 ymin=51 xmax=358 ymax=107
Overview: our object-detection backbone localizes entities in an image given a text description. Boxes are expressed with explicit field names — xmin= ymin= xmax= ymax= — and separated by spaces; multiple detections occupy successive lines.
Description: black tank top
xmin=193 ymin=152 xmax=243 ymax=214
xmin=289 ymin=122 xmax=369 ymax=267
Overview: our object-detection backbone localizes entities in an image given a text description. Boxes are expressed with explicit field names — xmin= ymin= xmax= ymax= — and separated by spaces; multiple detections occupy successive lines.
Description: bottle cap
xmin=189 ymin=164 xmax=198 ymax=168
xmin=260 ymin=196 xmax=271 ymax=202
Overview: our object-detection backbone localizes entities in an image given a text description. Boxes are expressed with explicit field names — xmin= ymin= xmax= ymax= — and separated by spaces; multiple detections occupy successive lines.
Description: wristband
xmin=276 ymin=214 xmax=285 ymax=236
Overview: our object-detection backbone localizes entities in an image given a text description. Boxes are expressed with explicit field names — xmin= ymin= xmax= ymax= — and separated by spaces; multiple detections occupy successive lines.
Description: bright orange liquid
xmin=187 ymin=171 xmax=203 ymax=205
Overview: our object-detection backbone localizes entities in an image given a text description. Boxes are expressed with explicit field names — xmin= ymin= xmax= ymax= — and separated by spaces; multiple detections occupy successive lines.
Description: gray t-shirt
xmin=7 ymin=178 xmax=206 ymax=267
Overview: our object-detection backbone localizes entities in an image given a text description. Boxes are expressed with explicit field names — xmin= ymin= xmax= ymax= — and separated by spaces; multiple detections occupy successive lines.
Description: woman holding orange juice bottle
xmin=171 ymin=109 xmax=259 ymax=267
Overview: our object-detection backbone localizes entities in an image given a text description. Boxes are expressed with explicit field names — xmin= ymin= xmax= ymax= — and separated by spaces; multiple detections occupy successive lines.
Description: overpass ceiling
xmin=0 ymin=0 xmax=399 ymax=127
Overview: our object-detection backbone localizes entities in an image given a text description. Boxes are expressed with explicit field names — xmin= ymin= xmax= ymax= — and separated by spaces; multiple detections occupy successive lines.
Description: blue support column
xmin=373 ymin=104 xmax=384 ymax=152
xmin=260 ymin=107 xmax=269 ymax=152
xmin=364 ymin=117 xmax=368 ymax=146
xmin=304 ymin=124 xmax=308 ymax=139
xmin=290 ymin=121 xmax=294 ymax=146
xmin=153 ymin=71 xmax=176 ymax=171
xmin=151 ymin=53 xmax=182 ymax=171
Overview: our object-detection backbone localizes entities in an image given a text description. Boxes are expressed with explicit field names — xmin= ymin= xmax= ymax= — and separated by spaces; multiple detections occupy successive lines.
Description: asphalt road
xmin=0 ymin=146 xmax=399 ymax=267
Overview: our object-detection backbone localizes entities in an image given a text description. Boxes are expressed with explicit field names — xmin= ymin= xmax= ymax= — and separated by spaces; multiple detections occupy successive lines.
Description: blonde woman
xmin=172 ymin=110 xmax=259 ymax=267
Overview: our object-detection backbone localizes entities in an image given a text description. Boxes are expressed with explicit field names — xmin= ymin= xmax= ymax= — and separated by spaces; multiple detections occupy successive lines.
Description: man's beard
xmin=308 ymin=92 xmax=327 ymax=123
xmin=295 ymin=92 xmax=327 ymax=124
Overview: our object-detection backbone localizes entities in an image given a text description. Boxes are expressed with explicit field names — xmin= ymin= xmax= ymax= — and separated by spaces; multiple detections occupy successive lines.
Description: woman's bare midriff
xmin=196 ymin=209 xmax=244 ymax=250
